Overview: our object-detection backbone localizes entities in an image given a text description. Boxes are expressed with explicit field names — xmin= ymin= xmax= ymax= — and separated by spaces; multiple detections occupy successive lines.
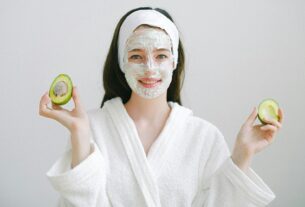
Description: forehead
xmin=133 ymin=24 xmax=166 ymax=33
xmin=126 ymin=26 xmax=172 ymax=51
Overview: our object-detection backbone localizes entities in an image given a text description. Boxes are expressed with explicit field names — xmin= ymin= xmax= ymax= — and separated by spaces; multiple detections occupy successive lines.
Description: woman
xmin=39 ymin=7 xmax=284 ymax=207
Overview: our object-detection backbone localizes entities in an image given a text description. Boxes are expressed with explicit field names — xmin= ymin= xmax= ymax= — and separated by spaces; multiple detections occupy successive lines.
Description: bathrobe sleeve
xmin=197 ymin=125 xmax=276 ymax=207
xmin=46 ymin=137 xmax=108 ymax=207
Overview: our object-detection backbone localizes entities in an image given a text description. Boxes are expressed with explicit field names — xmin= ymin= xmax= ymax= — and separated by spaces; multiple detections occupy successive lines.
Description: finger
xmin=39 ymin=92 xmax=71 ymax=128
xmin=51 ymin=102 xmax=70 ymax=113
xmin=72 ymin=86 xmax=84 ymax=110
xmin=278 ymin=108 xmax=284 ymax=124
xmin=245 ymin=107 xmax=258 ymax=126
xmin=52 ymin=102 xmax=63 ymax=110
xmin=253 ymin=123 xmax=264 ymax=129
xmin=39 ymin=92 xmax=55 ymax=118
xmin=263 ymin=117 xmax=282 ymax=129
xmin=260 ymin=124 xmax=277 ymax=132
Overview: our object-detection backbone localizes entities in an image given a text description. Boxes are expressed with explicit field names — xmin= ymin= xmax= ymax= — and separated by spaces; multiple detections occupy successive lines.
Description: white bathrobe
xmin=46 ymin=97 xmax=275 ymax=207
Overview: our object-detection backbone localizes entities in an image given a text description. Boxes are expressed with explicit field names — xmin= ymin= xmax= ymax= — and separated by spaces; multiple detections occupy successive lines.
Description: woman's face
xmin=122 ymin=26 xmax=175 ymax=99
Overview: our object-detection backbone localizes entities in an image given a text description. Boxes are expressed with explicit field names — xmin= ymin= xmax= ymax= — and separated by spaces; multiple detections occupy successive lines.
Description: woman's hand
xmin=39 ymin=86 xmax=90 ymax=133
xmin=231 ymin=107 xmax=284 ymax=171
xmin=39 ymin=86 xmax=92 ymax=168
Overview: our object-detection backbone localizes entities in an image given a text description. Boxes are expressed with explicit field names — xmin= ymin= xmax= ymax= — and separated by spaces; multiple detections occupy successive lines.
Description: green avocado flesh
xmin=258 ymin=99 xmax=280 ymax=124
xmin=49 ymin=74 xmax=73 ymax=105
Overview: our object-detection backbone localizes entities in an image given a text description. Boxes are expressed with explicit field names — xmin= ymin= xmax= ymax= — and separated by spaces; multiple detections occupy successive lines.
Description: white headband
xmin=118 ymin=9 xmax=180 ymax=73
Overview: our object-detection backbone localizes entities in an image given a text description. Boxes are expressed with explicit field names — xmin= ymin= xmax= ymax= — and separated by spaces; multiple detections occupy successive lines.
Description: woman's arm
xmin=70 ymin=127 xmax=92 ymax=169
xmin=39 ymin=87 xmax=109 ymax=206
xmin=46 ymin=139 xmax=108 ymax=207
xmin=231 ymin=106 xmax=284 ymax=172
xmin=194 ymin=110 xmax=283 ymax=207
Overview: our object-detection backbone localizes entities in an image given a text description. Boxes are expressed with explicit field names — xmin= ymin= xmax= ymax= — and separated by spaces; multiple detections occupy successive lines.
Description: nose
xmin=145 ymin=56 xmax=158 ymax=70
xmin=144 ymin=69 xmax=156 ymax=77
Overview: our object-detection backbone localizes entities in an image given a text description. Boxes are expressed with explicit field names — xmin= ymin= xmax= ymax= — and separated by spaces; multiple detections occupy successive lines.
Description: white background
xmin=1 ymin=0 xmax=304 ymax=206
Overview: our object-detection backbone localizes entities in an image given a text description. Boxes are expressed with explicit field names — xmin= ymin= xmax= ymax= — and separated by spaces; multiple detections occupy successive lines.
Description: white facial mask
xmin=122 ymin=27 xmax=174 ymax=99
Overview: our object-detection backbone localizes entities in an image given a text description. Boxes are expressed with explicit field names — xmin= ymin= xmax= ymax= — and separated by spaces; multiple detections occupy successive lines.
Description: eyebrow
xmin=129 ymin=49 xmax=143 ymax=52
xmin=155 ymin=48 xmax=171 ymax=52
xmin=128 ymin=48 xmax=171 ymax=52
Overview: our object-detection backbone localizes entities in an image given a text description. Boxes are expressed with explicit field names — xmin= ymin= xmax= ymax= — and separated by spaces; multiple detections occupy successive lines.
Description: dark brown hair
xmin=101 ymin=7 xmax=185 ymax=107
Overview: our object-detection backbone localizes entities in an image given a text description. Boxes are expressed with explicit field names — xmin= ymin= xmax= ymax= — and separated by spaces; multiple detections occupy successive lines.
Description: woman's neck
xmin=124 ymin=92 xmax=171 ymax=123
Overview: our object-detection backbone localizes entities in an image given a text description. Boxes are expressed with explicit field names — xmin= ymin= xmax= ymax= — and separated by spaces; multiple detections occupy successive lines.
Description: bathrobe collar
xmin=104 ymin=97 xmax=193 ymax=206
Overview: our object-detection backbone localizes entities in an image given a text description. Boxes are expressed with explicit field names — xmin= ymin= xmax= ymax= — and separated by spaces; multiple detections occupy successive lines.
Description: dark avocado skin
xmin=258 ymin=115 xmax=279 ymax=125
xmin=258 ymin=114 xmax=267 ymax=125
xmin=49 ymin=74 xmax=73 ymax=105
xmin=257 ymin=98 xmax=279 ymax=125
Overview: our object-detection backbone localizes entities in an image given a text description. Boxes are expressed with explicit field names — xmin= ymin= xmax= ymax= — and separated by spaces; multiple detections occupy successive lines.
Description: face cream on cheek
xmin=124 ymin=61 xmax=174 ymax=99
xmin=123 ymin=27 xmax=175 ymax=99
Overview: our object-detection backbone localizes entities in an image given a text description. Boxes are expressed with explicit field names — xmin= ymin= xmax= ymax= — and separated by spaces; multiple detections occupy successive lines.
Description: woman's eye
xmin=157 ymin=54 xmax=168 ymax=59
xmin=130 ymin=55 xmax=142 ymax=60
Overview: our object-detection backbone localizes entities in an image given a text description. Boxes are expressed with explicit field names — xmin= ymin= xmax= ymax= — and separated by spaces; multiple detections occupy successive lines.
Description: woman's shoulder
xmin=189 ymin=115 xmax=223 ymax=137
xmin=177 ymin=104 xmax=225 ymax=141
xmin=177 ymin=104 xmax=220 ymax=131
xmin=177 ymin=105 xmax=227 ymax=155
xmin=85 ymin=107 xmax=109 ymax=125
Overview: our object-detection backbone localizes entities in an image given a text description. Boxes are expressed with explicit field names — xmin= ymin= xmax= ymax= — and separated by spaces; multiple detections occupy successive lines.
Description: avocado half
xmin=258 ymin=99 xmax=280 ymax=124
xmin=49 ymin=74 xmax=73 ymax=105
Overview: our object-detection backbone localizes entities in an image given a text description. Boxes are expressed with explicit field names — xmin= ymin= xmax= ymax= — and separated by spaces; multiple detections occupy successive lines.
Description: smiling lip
xmin=138 ymin=78 xmax=161 ymax=88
